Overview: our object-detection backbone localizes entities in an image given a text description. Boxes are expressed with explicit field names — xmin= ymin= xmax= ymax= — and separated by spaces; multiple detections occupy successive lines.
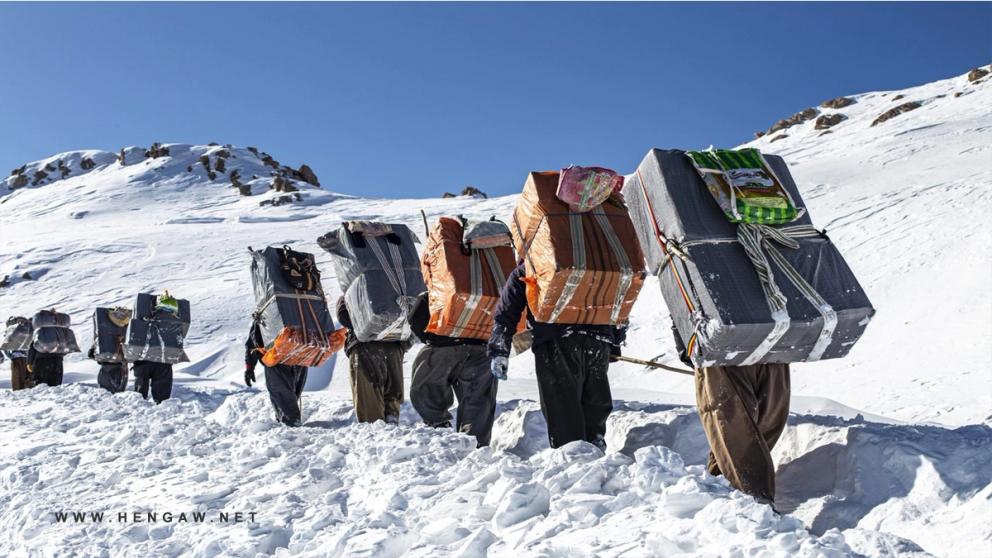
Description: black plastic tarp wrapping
xmin=1 ymin=317 xmax=33 ymax=352
xmin=250 ymin=246 xmax=334 ymax=347
xmin=623 ymin=148 xmax=874 ymax=367
xmin=92 ymin=308 xmax=130 ymax=363
xmin=31 ymin=311 xmax=80 ymax=355
xmin=124 ymin=293 xmax=191 ymax=364
xmin=317 ymin=223 xmax=426 ymax=342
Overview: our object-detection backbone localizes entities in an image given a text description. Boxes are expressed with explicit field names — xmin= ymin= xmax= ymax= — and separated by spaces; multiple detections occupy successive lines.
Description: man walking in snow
xmin=27 ymin=342 xmax=65 ymax=387
xmin=88 ymin=344 xmax=128 ymax=394
xmin=244 ymin=320 xmax=309 ymax=426
xmin=673 ymin=324 xmax=790 ymax=505
xmin=488 ymin=262 xmax=626 ymax=451
xmin=336 ymin=296 xmax=408 ymax=424
xmin=408 ymin=292 xmax=498 ymax=447
xmin=1 ymin=350 xmax=33 ymax=390
xmin=133 ymin=361 xmax=173 ymax=403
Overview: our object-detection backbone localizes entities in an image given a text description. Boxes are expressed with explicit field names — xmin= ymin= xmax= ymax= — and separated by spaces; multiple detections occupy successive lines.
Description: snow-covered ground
xmin=0 ymin=67 xmax=989 ymax=557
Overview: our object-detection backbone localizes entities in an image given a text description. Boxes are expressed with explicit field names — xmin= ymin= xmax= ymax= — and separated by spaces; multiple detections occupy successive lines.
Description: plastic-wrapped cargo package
xmin=510 ymin=171 xmax=646 ymax=325
xmin=124 ymin=293 xmax=191 ymax=364
xmin=317 ymin=222 xmax=426 ymax=342
xmin=623 ymin=148 xmax=875 ymax=367
xmin=422 ymin=217 xmax=516 ymax=340
xmin=31 ymin=310 xmax=80 ymax=354
xmin=92 ymin=307 xmax=131 ymax=363
xmin=250 ymin=246 xmax=339 ymax=367
xmin=1 ymin=316 xmax=33 ymax=352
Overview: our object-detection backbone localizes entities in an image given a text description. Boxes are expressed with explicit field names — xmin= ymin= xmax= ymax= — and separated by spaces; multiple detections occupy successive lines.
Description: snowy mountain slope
xmin=0 ymin=67 xmax=990 ymax=557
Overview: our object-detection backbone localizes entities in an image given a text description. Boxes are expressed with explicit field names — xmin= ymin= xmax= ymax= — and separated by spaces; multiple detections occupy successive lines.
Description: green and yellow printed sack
xmin=686 ymin=148 xmax=803 ymax=225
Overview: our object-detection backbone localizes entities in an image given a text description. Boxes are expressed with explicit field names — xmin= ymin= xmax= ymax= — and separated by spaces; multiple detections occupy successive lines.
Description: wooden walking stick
xmin=615 ymin=355 xmax=694 ymax=376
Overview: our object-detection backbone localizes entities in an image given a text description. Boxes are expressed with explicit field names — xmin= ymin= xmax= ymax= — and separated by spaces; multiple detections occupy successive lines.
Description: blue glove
xmin=490 ymin=356 xmax=508 ymax=381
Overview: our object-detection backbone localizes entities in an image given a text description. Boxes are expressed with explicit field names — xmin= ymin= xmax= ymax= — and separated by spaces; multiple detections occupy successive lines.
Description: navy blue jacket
xmin=487 ymin=263 xmax=626 ymax=359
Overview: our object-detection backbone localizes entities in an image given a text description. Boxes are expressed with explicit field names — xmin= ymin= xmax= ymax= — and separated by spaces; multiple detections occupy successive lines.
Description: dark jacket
xmin=408 ymin=292 xmax=486 ymax=348
xmin=245 ymin=321 xmax=265 ymax=373
xmin=336 ymin=297 xmax=409 ymax=356
xmin=487 ymin=263 xmax=626 ymax=359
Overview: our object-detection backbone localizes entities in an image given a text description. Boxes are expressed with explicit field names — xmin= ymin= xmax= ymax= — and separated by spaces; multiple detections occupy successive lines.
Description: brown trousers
xmin=349 ymin=342 xmax=405 ymax=423
xmin=695 ymin=363 xmax=790 ymax=502
xmin=11 ymin=358 xmax=32 ymax=391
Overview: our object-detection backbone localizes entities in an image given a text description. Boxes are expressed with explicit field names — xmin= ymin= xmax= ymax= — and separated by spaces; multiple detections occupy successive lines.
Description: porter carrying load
xmin=1 ymin=316 xmax=33 ymax=352
xmin=124 ymin=292 xmax=191 ymax=363
xmin=31 ymin=310 xmax=80 ymax=354
xmin=421 ymin=217 xmax=517 ymax=340
xmin=92 ymin=307 xmax=132 ymax=363
xmin=318 ymin=221 xmax=426 ymax=342
xmin=511 ymin=168 xmax=646 ymax=325
xmin=249 ymin=245 xmax=342 ymax=367
xmin=623 ymin=148 xmax=874 ymax=367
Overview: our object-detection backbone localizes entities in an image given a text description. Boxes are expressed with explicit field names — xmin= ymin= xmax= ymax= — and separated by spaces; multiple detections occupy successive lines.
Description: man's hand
xmin=610 ymin=344 xmax=622 ymax=363
xmin=490 ymin=356 xmax=508 ymax=381
xmin=245 ymin=364 xmax=256 ymax=387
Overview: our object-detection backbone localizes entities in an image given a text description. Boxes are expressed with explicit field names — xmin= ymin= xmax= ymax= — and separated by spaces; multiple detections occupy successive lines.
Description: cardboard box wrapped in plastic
xmin=1 ymin=316 xmax=32 ymax=352
xmin=318 ymin=222 xmax=426 ymax=342
xmin=92 ymin=307 xmax=131 ymax=363
xmin=124 ymin=293 xmax=191 ymax=364
xmin=422 ymin=217 xmax=517 ymax=340
xmin=623 ymin=148 xmax=874 ymax=367
xmin=250 ymin=246 xmax=338 ymax=367
xmin=31 ymin=310 xmax=80 ymax=355
xmin=511 ymin=171 xmax=646 ymax=325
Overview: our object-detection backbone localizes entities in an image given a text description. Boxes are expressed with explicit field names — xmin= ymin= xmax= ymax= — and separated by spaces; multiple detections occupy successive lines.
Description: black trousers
xmin=97 ymin=362 xmax=128 ymax=393
xmin=410 ymin=344 xmax=497 ymax=447
xmin=264 ymin=364 xmax=308 ymax=426
xmin=532 ymin=334 xmax=613 ymax=450
xmin=32 ymin=354 xmax=64 ymax=387
xmin=133 ymin=361 xmax=173 ymax=403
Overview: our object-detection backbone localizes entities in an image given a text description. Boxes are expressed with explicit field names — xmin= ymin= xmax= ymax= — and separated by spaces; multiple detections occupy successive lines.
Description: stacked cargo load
xmin=511 ymin=169 xmax=646 ymax=325
xmin=31 ymin=310 xmax=80 ymax=354
xmin=422 ymin=217 xmax=517 ymax=340
xmin=249 ymin=245 xmax=342 ymax=367
xmin=124 ymin=292 xmax=191 ymax=364
xmin=92 ymin=307 xmax=132 ymax=363
xmin=623 ymin=148 xmax=874 ymax=367
xmin=1 ymin=316 xmax=33 ymax=352
xmin=318 ymin=221 xmax=426 ymax=342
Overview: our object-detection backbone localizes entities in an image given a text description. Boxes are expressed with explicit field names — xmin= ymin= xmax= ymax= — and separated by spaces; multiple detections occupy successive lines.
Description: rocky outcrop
xmin=214 ymin=157 xmax=226 ymax=174
xmin=260 ymin=193 xmax=302 ymax=207
xmin=767 ymin=107 xmax=819 ymax=135
xmin=891 ymin=94 xmax=905 ymax=102
xmin=871 ymin=101 xmax=922 ymax=127
xmin=10 ymin=174 xmax=28 ymax=189
xmin=754 ymin=131 xmax=766 ymax=139
xmin=769 ymin=134 xmax=789 ymax=143
xmin=296 ymin=164 xmax=320 ymax=187
xmin=967 ymin=66 xmax=989 ymax=83
xmin=32 ymin=170 xmax=49 ymax=186
xmin=58 ymin=160 xmax=71 ymax=178
xmin=821 ymin=96 xmax=855 ymax=109
xmin=461 ymin=186 xmax=487 ymax=199
xmin=145 ymin=142 xmax=170 ymax=159
xmin=815 ymin=113 xmax=847 ymax=130
xmin=271 ymin=176 xmax=298 ymax=193
xmin=442 ymin=192 xmax=456 ymax=198
xmin=80 ymin=157 xmax=95 ymax=170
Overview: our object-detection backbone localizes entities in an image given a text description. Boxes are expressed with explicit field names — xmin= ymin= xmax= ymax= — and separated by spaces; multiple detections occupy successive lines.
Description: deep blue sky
xmin=0 ymin=3 xmax=988 ymax=198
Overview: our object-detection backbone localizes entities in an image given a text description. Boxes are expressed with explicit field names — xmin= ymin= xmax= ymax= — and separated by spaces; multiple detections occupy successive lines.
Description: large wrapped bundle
xmin=318 ymin=222 xmax=426 ymax=342
xmin=92 ymin=307 xmax=132 ymax=363
xmin=422 ymin=217 xmax=517 ymax=340
xmin=511 ymin=171 xmax=646 ymax=325
xmin=250 ymin=246 xmax=340 ymax=367
xmin=31 ymin=310 xmax=80 ymax=354
xmin=1 ymin=316 xmax=33 ymax=352
xmin=623 ymin=148 xmax=874 ymax=367
xmin=124 ymin=293 xmax=191 ymax=364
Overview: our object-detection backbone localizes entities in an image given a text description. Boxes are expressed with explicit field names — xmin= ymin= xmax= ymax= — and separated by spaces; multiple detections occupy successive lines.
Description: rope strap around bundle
xmin=682 ymin=224 xmax=822 ymax=315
